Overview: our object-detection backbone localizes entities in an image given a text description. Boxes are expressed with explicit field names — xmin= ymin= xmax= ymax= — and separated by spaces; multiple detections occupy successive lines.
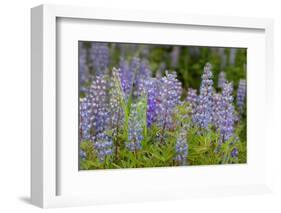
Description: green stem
xmin=115 ymin=109 xmax=121 ymax=161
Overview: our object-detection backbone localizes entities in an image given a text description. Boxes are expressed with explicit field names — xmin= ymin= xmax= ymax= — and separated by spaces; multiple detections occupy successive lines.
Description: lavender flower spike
xmin=175 ymin=129 xmax=188 ymax=165
xmin=134 ymin=58 xmax=152 ymax=97
xmin=80 ymin=75 xmax=114 ymax=162
xmin=186 ymin=88 xmax=198 ymax=123
xmin=119 ymin=58 xmax=133 ymax=100
xmin=194 ymin=63 xmax=214 ymax=129
xmin=126 ymin=104 xmax=143 ymax=152
xmin=146 ymin=78 xmax=160 ymax=127
xmin=157 ymin=71 xmax=182 ymax=130
xmin=212 ymin=93 xmax=223 ymax=129
xmin=93 ymin=132 xmax=113 ymax=162
xmin=219 ymin=82 xmax=235 ymax=143
xmin=87 ymin=76 xmax=110 ymax=134
xmin=79 ymin=97 xmax=92 ymax=141
xmin=237 ymin=79 xmax=246 ymax=114
xmin=186 ymin=88 xmax=197 ymax=106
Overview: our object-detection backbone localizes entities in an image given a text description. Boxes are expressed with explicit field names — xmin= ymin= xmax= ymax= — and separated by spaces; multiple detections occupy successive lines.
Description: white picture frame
xmin=31 ymin=4 xmax=274 ymax=208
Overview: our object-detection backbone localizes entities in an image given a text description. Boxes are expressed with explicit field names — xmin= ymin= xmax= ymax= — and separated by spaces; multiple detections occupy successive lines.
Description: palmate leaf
xmin=80 ymin=140 xmax=95 ymax=161
xmin=187 ymin=127 xmax=221 ymax=165
xmin=80 ymin=160 xmax=94 ymax=170
xmin=161 ymin=143 xmax=176 ymax=163
xmin=80 ymin=160 xmax=103 ymax=170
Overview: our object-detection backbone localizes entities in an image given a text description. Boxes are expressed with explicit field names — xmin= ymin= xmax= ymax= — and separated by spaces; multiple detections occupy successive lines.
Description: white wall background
xmin=0 ymin=0 xmax=280 ymax=212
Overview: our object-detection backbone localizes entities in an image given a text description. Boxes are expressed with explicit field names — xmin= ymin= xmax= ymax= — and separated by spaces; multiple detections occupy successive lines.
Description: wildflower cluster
xmin=189 ymin=65 xmax=237 ymax=144
xmin=79 ymin=42 xmax=247 ymax=169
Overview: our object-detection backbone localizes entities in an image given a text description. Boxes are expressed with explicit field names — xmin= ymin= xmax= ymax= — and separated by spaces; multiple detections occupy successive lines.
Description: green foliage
xmin=80 ymin=100 xmax=246 ymax=169
xmin=187 ymin=126 xmax=246 ymax=165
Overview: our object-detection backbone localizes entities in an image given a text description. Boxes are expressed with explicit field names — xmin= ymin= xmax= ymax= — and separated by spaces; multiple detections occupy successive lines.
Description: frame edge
xmin=31 ymin=5 xmax=44 ymax=208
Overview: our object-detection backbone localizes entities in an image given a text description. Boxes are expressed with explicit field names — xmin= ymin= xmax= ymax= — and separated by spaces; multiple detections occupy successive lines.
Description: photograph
xmin=78 ymin=41 xmax=247 ymax=170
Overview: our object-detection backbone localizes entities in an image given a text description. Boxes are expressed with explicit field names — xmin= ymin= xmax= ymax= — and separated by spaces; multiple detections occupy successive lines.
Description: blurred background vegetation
xmin=81 ymin=42 xmax=246 ymax=99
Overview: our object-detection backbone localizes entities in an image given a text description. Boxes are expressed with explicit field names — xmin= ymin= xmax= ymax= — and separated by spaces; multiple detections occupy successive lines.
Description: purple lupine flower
xmin=133 ymin=58 xmax=152 ymax=97
xmin=170 ymin=46 xmax=180 ymax=68
xmin=218 ymin=71 xmax=226 ymax=89
xmin=237 ymin=79 xmax=246 ymax=114
xmin=130 ymin=57 xmax=140 ymax=74
xmin=79 ymin=97 xmax=92 ymax=141
xmin=79 ymin=75 xmax=113 ymax=162
xmin=174 ymin=129 xmax=188 ymax=165
xmin=156 ymin=71 xmax=182 ymax=130
xmin=212 ymin=82 xmax=237 ymax=144
xmin=119 ymin=58 xmax=133 ymax=100
xmin=146 ymin=78 xmax=161 ymax=127
xmin=87 ymin=76 xmax=110 ymax=135
xmin=186 ymin=88 xmax=197 ymax=104
xmin=126 ymin=104 xmax=143 ymax=152
xmin=93 ymin=132 xmax=113 ymax=162
xmin=193 ymin=63 xmax=214 ymax=129
xmin=139 ymin=59 xmax=152 ymax=79
xmin=218 ymin=82 xmax=235 ymax=143
xmin=89 ymin=42 xmax=109 ymax=75
xmin=186 ymin=88 xmax=198 ymax=123
xmin=212 ymin=93 xmax=223 ymax=129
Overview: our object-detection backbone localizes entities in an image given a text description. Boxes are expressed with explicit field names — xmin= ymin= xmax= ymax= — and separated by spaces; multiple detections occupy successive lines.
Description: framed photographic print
xmin=78 ymin=42 xmax=247 ymax=170
xmin=31 ymin=4 xmax=274 ymax=208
